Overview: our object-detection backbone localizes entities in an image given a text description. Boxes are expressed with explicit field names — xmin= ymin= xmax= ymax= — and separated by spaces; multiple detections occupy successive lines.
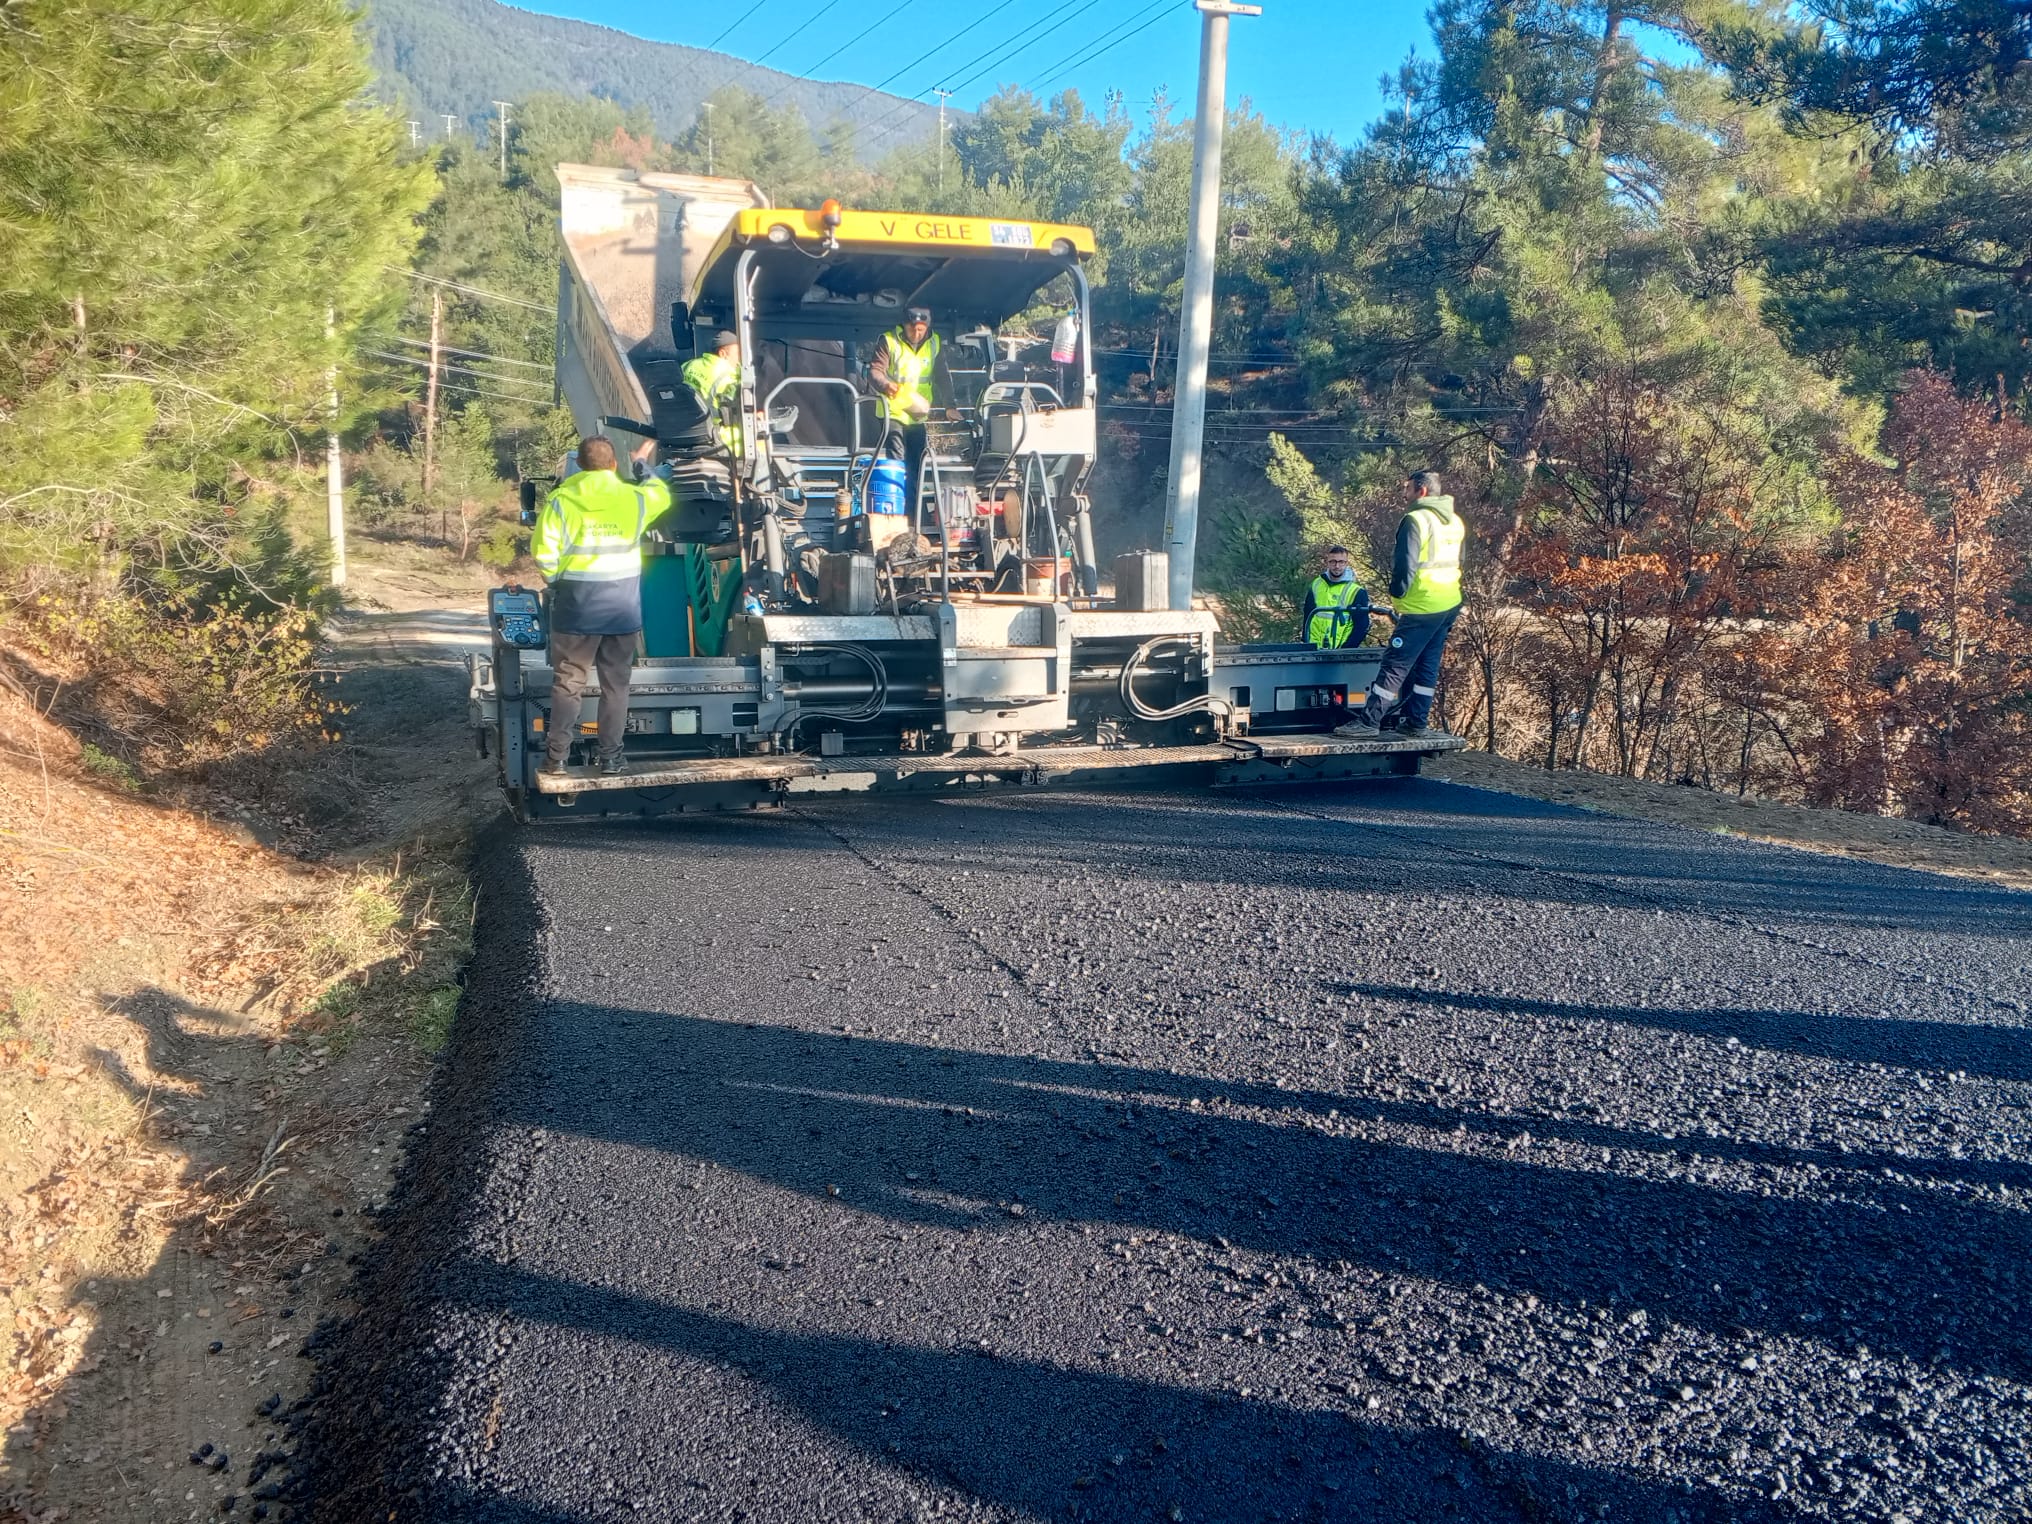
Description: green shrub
xmin=78 ymin=743 xmax=141 ymax=792
xmin=477 ymin=519 xmax=523 ymax=570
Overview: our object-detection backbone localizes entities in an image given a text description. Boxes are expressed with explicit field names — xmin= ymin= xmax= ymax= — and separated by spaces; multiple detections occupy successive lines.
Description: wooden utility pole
xmin=423 ymin=289 xmax=443 ymax=495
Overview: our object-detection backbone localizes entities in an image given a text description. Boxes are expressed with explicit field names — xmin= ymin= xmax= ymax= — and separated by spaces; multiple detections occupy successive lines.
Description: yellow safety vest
xmin=876 ymin=328 xmax=941 ymax=425
xmin=1306 ymin=575 xmax=1366 ymax=649
xmin=681 ymin=352 xmax=744 ymax=454
xmin=1396 ymin=499 xmax=1465 ymax=614
xmin=532 ymin=468 xmax=669 ymax=586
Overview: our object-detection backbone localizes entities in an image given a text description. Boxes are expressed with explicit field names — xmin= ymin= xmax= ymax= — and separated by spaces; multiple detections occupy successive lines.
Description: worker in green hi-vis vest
xmin=1300 ymin=545 xmax=1372 ymax=649
xmin=1337 ymin=470 xmax=1465 ymax=741
xmin=681 ymin=330 xmax=745 ymax=455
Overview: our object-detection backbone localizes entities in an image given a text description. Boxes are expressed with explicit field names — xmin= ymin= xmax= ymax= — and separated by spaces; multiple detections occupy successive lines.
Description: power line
xmin=1023 ymin=0 xmax=1183 ymax=95
xmin=384 ymin=266 xmax=551 ymax=313
xmin=859 ymin=0 xmax=1093 ymax=150
xmin=385 ymin=335 xmax=553 ymax=371
xmin=827 ymin=0 xmax=1024 ymax=125
xmin=751 ymin=0 xmax=849 ymax=71
xmin=767 ymin=1 xmax=925 ymax=108
xmin=365 ymin=351 xmax=554 ymax=401
xmin=706 ymin=0 xmax=769 ymax=50
xmin=365 ymin=369 xmax=556 ymax=412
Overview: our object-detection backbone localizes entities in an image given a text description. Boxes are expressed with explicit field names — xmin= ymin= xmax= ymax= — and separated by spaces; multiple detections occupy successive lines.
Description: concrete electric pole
xmin=933 ymin=87 xmax=953 ymax=196
xmin=702 ymin=101 xmax=715 ymax=176
xmin=325 ymin=309 xmax=348 ymax=588
xmin=441 ymin=113 xmax=458 ymax=138
xmin=1162 ymin=0 xmax=1260 ymax=612
xmin=423 ymin=290 xmax=443 ymax=496
xmin=406 ymin=120 xmax=420 ymax=148
xmin=492 ymin=100 xmax=512 ymax=180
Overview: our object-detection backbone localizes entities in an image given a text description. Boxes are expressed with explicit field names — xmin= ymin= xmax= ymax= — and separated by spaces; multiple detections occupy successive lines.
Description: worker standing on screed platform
xmin=681 ymin=329 xmax=744 ymax=455
xmin=1301 ymin=544 xmax=1371 ymax=649
xmin=1337 ymin=471 xmax=1465 ymax=740
xmin=532 ymin=435 xmax=669 ymax=776
xmin=870 ymin=305 xmax=943 ymax=513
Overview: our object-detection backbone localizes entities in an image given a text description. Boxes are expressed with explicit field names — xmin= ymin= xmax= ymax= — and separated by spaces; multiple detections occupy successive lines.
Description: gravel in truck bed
xmin=299 ymin=779 xmax=2032 ymax=1523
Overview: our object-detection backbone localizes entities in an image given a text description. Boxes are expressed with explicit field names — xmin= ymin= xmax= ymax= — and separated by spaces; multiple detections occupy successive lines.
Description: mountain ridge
xmin=362 ymin=0 xmax=940 ymax=153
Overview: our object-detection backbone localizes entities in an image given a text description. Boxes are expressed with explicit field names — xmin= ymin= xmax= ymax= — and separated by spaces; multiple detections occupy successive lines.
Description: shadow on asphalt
xmin=443 ymin=1264 xmax=1795 ymax=1524
xmin=1346 ymin=981 xmax=2032 ymax=1088
xmin=517 ymin=1007 xmax=2032 ymax=1386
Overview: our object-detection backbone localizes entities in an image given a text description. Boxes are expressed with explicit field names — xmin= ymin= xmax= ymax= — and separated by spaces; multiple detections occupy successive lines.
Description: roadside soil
xmin=0 ymin=540 xmax=496 ymax=1524
xmin=1427 ymin=746 xmax=2032 ymax=893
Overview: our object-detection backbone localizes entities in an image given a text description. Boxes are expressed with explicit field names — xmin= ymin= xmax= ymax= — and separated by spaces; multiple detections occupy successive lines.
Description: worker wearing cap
xmin=1337 ymin=470 xmax=1465 ymax=740
xmin=532 ymin=434 xmax=670 ymax=776
xmin=681 ymin=330 xmax=745 ymax=455
xmin=1301 ymin=545 xmax=1371 ymax=649
xmin=869 ymin=305 xmax=943 ymax=515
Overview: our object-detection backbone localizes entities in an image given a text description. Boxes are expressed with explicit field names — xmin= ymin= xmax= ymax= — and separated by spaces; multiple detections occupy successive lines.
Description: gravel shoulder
xmin=302 ymin=777 xmax=2032 ymax=1524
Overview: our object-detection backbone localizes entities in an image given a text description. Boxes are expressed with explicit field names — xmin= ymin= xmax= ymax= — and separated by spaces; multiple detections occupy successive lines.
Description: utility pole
xmin=933 ymin=87 xmax=953 ymax=196
xmin=423 ymin=290 xmax=443 ymax=496
xmin=406 ymin=119 xmax=420 ymax=148
xmin=701 ymin=101 xmax=714 ymax=176
xmin=492 ymin=100 xmax=512 ymax=181
xmin=1162 ymin=0 xmax=1260 ymax=613
xmin=441 ymin=113 xmax=458 ymax=138
xmin=326 ymin=309 xmax=348 ymax=588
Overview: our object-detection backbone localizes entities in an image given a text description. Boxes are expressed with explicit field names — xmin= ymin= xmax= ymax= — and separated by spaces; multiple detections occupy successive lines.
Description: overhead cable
xmin=706 ymin=0 xmax=770 ymax=50
xmin=365 ymin=351 xmax=553 ymax=401
xmin=384 ymin=266 xmax=551 ymax=312
xmin=385 ymin=335 xmax=553 ymax=371
xmin=858 ymin=0 xmax=1092 ymax=149
xmin=751 ymin=0 xmax=849 ymax=71
xmin=828 ymin=0 xmax=1024 ymax=121
xmin=1022 ymin=0 xmax=1182 ymax=95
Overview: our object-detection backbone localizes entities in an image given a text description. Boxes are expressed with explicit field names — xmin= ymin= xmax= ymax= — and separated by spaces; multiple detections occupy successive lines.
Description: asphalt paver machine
xmin=470 ymin=165 xmax=1460 ymax=819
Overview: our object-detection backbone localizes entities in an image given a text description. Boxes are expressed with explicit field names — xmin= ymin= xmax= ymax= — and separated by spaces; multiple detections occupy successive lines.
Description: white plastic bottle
xmin=1051 ymin=308 xmax=1080 ymax=365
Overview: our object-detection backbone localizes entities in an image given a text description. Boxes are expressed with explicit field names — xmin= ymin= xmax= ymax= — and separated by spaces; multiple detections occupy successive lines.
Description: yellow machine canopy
xmin=688 ymin=208 xmax=1096 ymax=345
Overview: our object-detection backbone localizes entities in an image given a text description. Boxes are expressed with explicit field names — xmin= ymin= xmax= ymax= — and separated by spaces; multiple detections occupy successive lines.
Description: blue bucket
xmin=866 ymin=457 xmax=909 ymax=516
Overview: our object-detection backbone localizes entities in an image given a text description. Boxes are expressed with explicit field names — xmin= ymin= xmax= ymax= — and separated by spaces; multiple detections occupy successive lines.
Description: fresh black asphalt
xmin=302 ymin=778 xmax=2032 ymax=1523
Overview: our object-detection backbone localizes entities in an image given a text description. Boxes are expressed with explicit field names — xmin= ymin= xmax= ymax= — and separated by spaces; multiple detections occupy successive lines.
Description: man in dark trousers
xmin=1337 ymin=471 xmax=1465 ymax=740
xmin=531 ymin=434 xmax=670 ymax=776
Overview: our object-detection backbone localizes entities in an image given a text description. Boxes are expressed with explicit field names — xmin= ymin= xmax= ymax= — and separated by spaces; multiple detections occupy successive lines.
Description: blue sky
xmin=518 ymin=0 xmax=1436 ymax=146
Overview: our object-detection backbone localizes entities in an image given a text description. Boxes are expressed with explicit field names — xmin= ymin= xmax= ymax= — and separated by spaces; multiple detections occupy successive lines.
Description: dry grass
xmin=0 ymin=684 xmax=475 ymax=1448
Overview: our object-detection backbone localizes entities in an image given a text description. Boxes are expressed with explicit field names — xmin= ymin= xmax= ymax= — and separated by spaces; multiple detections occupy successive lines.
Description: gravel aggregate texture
xmin=300 ymin=778 xmax=2032 ymax=1524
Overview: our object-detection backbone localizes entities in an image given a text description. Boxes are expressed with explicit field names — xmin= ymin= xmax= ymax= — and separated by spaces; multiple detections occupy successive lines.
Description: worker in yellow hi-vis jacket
xmin=1336 ymin=470 xmax=1464 ymax=741
xmin=531 ymin=434 xmax=670 ymax=777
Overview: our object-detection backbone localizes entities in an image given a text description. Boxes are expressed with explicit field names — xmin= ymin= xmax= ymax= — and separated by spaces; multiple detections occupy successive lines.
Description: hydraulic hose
xmin=773 ymin=643 xmax=890 ymax=745
xmin=1118 ymin=636 xmax=1234 ymax=724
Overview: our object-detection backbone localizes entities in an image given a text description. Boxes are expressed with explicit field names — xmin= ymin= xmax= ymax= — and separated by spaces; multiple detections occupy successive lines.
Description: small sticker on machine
xmin=989 ymin=222 xmax=1035 ymax=248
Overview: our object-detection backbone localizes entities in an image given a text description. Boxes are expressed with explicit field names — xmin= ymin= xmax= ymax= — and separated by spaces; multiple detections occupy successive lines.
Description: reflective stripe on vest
xmin=877 ymin=329 xmax=941 ymax=424
xmin=1397 ymin=504 xmax=1465 ymax=614
xmin=1306 ymin=575 xmax=1365 ymax=649
xmin=547 ymin=487 xmax=648 ymax=583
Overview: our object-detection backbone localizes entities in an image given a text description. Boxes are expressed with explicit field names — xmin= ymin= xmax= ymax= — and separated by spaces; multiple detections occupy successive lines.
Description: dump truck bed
xmin=553 ymin=164 xmax=769 ymax=437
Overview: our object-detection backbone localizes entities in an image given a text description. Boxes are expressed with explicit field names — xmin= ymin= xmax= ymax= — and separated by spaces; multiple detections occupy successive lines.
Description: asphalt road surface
xmin=304 ymin=778 xmax=2032 ymax=1524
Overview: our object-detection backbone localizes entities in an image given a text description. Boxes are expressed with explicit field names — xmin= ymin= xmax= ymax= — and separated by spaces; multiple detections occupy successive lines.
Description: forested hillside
xmin=5 ymin=0 xmax=2030 ymax=838
xmin=362 ymin=0 xmax=940 ymax=153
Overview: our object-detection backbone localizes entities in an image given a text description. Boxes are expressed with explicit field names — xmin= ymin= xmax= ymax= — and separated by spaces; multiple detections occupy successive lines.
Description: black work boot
xmin=1334 ymin=716 xmax=1382 ymax=739
xmin=538 ymin=756 xmax=570 ymax=777
xmin=597 ymin=750 xmax=629 ymax=776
